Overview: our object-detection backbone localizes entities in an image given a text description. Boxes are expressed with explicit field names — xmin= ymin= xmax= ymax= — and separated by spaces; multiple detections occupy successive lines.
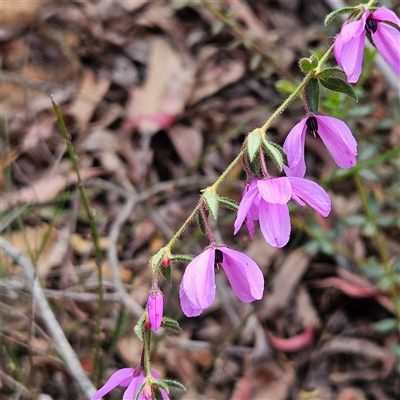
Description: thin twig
xmin=0 ymin=236 xmax=96 ymax=399
xmin=108 ymin=195 xmax=144 ymax=317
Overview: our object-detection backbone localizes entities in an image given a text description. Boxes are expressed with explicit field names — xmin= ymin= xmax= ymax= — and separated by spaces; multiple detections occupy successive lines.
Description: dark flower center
xmin=306 ymin=116 xmax=318 ymax=136
xmin=365 ymin=17 xmax=378 ymax=34
xmin=215 ymin=249 xmax=223 ymax=265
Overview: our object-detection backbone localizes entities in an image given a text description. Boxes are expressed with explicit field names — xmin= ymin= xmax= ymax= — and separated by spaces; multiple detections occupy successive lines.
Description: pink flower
xmin=91 ymin=368 xmax=169 ymax=400
xmin=283 ymin=115 xmax=357 ymax=176
xmin=179 ymin=246 xmax=264 ymax=317
xmin=234 ymin=177 xmax=331 ymax=248
xmin=334 ymin=8 xmax=400 ymax=83
xmin=147 ymin=289 xmax=164 ymax=331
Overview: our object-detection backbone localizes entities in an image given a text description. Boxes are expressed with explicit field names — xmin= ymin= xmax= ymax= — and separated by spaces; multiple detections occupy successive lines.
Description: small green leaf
xmin=247 ymin=128 xmax=262 ymax=162
xmin=373 ymin=318 xmax=397 ymax=333
xmin=164 ymin=379 xmax=187 ymax=391
xmin=319 ymin=76 xmax=358 ymax=101
xmin=152 ymin=379 xmax=169 ymax=393
xmin=317 ymin=67 xmax=344 ymax=80
xmin=324 ymin=6 xmax=360 ymax=26
xmin=212 ymin=20 xmax=225 ymax=34
xmin=203 ymin=188 xmax=219 ymax=220
xmin=304 ymin=78 xmax=320 ymax=114
xmin=299 ymin=56 xmax=318 ymax=72
xmin=219 ymin=196 xmax=239 ymax=211
xmin=161 ymin=317 xmax=183 ymax=333
xmin=134 ymin=314 xmax=147 ymax=341
xmin=170 ymin=254 xmax=195 ymax=263
xmin=261 ymin=139 xmax=284 ymax=171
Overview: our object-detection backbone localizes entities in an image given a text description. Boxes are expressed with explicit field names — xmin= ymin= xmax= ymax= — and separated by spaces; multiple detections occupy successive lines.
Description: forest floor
xmin=1 ymin=1 xmax=399 ymax=399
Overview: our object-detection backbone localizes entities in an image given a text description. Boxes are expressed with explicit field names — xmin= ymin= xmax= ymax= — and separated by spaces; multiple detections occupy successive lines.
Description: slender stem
xmin=200 ymin=203 xmax=216 ymax=242
xmin=166 ymin=202 xmax=202 ymax=250
xmin=52 ymin=98 xmax=104 ymax=385
xmin=143 ymin=328 xmax=152 ymax=378
xmin=353 ymin=174 xmax=400 ymax=330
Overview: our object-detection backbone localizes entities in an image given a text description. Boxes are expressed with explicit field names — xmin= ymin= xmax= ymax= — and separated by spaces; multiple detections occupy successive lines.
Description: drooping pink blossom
xmin=91 ymin=368 xmax=169 ymax=400
xmin=234 ymin=176 xmax=331 ymax=248
xmin=283 ymin=114 xmax=357 ymax=177
xmin=179 ymin=245 xmax=264 ymax=317
xmin=147 ymin=288 xmax=164 ymax=331
xmin=334 ymin=8 xmax=400 ymax=83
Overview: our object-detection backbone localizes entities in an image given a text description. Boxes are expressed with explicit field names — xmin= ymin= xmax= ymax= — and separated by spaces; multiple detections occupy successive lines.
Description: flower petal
xmin=283 ymin=118 xmax=307 ymax=177
xmin=123 ymin=376 xmax=145 ymax=400
xmin=220 ymin=247 xmax=264 ymax=302
xmin=373 ymin=23 xmax=400 ymax=76
xmin=259 ymin=201 xmax=290 ymax=248
xmin=91 ymin=368 xmax=135 ymax=400
xmin=334 ymin=32 xmax=344 ymax=66
xmin=179 ymin=248 xmax=216 ymax=317
xmin=234 ymin=181 xmax=259 ymax=235
xmin=316 ymin=116 xmax=357 ymax=168
xmin=372 ymin=8 xmax=400 ymax=25
xmin=257 ymin=177 xmax=291 ymax=204
xmin=339 ymin=30 xmax=366 ymax=83
xmin=288 ymin=177 xmax=331 ymax=217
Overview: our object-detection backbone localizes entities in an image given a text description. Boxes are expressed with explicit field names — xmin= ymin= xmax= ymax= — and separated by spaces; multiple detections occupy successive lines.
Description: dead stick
xmin=0 ymin=236 xmax=96 ymax=399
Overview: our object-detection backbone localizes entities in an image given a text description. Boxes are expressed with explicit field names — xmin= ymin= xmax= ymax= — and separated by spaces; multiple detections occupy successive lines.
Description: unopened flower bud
xmin=147 ymin=289 xmax=164 ymax=331
xmin=162 ymin=255 xmax=170 ymax=267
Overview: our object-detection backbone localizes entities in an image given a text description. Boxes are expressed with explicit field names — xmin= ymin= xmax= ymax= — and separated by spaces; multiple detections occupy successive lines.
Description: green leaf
xmin=304 ymin=78 xmax=320 ymax=114
xmin=247 ymin=128 xmax=262 ymax=162
xmin=261 ymin=139 xmax=284 ymax=171
xmin=317 ymin=67 xmax=344 ymax=80
xmin=152 ymin=379 xmax=169 ymax=393
xmin=373 ymin=318 xmax=397 ymax=333
xmin=161 ymin=317 xmax=183 ymax=333
xmin=170 ymin=254 xmax=195 ymax=263
xmin=324 ymin=6 xmax=360 ymax=26
xmin=219 ymin=196 xmax=239 ymax=211
xmin=164 ymin=379 xmax=187 ymax=391
xmin=134 ymin=314 xmax=147 ymax=341
xmin=203 ymin=188 xmax=219 ymax=220
xmin=299 ymin=56 xmax=318 ymax=72
xmin=319 ymin=76 xmax=358 ymax=101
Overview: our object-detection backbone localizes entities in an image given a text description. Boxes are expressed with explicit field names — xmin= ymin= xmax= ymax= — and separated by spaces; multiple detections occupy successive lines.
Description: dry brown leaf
xmin=188 ymin=57 xmax=246 ymax=105
xmin=167 ymin=124 xmax=203 ymax=167
xmin=259 ymin=248 xmax=311 ymax=320
xmin=0 ymin=164 xmax=103 ymax=213
xmin=126 ymin=36 xmax=195 ymax=135
xmin=68 ymin=69 xmax=111 ymax=134
xmin=335 ymin=387 xmax=367 ymax=400
xmin=116 ymin=334 xmax=143 ymax=366
xmin=117 ymin=0 xmax=148 ymax=12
